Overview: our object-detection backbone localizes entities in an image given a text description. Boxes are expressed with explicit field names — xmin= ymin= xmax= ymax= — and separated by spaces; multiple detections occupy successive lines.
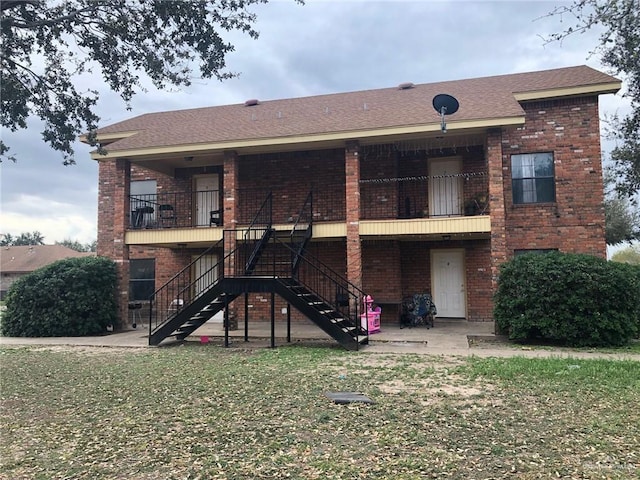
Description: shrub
xmin=494 ymin=252 xmax=639 ymax=347
xmin=1 ymin=256 xmax=117 ymax=337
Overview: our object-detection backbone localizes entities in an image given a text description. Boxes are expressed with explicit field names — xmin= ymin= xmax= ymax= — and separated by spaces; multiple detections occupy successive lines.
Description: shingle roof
xmin=94 ymin=65 xmax=619 ymax=153
xmin=0 ymin=245 xmax=93 ymax=273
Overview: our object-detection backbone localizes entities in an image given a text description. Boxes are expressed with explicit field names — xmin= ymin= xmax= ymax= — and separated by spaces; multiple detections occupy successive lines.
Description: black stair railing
xmin=289 ymin=243 xmax=365 ymax=329
xmin=290 ymin=190 xmax=313 ymax=274
xmin=238 ymin=191 xmax=273 ymax=276
xmin=148 ymin=239 xmax=223 ymax=335
xmin=260 ymin=237 xmax=366 ymax=331
xmin=149 ymin=191 xmax=274 ymax=336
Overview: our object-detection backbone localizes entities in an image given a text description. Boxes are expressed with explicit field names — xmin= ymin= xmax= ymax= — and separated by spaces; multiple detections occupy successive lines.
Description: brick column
xmin=97 ymin=158 xmax=131 ymax=329
xmin=223 ymin=151 xmax=239 ymax=329
xmin=345 ymin=141 xmax=362 ymax=291
xmin=487 ymin=129 xmax=507 ymax=302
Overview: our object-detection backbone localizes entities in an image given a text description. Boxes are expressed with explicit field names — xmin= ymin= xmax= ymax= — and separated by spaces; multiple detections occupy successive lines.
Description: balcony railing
xmin=360 ymin=175 xmax=488 ymax=219
xmin=128 ymin=174 xmax=487 ymax=231
xmin=129 ymin=190 xmax=221 ymax=229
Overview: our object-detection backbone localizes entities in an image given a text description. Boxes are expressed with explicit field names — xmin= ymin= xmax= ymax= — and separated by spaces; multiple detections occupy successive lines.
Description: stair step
xmin=202 ymin=305 xmax=222 ymax=312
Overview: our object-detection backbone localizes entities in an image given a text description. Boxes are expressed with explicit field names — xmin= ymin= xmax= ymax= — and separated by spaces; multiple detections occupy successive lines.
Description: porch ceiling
xmin=96 ymin=127 xmax=498 ymax=177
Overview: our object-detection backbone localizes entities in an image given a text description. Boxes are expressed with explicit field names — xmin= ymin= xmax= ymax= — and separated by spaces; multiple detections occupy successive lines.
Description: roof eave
xmin=89 ymin=116 xmax=525 ymax=160
xmin=513 ymin=82 xmax=622 ymax=102
xmin=79 ymin=130 xmax=141 ymax=146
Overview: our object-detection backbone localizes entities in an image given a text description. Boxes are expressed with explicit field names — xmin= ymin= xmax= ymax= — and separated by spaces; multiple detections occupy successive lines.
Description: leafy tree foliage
xmin=55 ymin=238 xmax=96 ymax=252
xmin=611 ymin=244 xmax=640 ymax=264
xmin=603 ymin=167 xmax=640 ymax=244
xmin=605 ymin=196 xmax=640 ymax=244
xmin=0 ymin=231 xmax=45 ymax=246
xmin=1 ymin=0 xmax=294 ymax=164
xmin=545 ymin=0 xmax=640 ymax=198
xmin=1 ymin=256 xmax=117 ymax=337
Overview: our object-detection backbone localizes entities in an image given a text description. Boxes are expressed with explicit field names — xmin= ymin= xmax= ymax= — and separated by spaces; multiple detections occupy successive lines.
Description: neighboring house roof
xmin=87 ymin=65 xmax=620 ymax=158
xmin=0 ymin=245 xmax=92 ymax=274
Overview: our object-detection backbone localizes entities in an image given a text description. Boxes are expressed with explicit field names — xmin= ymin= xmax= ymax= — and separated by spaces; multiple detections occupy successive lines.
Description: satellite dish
xmin=432 ymin=94 xmax=459 ymax=133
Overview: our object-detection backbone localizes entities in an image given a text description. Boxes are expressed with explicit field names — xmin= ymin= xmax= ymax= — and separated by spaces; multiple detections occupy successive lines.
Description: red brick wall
xmin=236 ymin=240 xmax=347 ymax=322
xmin=97 ymin=159 xmax=131 ymax=327
xmin=362 ymin=240 xmax=401 ymax=302
xmin=345 ymin=141 xmax=362 ymax=291
xmin=238 ymin=149 xmax=345 ymax=223
xmin=502 ymin=97 xmax=606 ymax=258
xmin=464 ymin=240 xmax=492 ymax=321
xmin=487 ymin=129 xmax=508 ymax=294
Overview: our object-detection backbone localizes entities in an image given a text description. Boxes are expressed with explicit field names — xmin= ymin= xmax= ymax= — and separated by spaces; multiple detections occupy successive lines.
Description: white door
xmin=429 ymin=158 xmax=462 ymax=216
xmin=195 ymin=175 xmax=220 ymax=226
xmin=193 ymin=254 xmax=223 ymax=322
xmin=431 ymin=249 xmax=466 ymax=318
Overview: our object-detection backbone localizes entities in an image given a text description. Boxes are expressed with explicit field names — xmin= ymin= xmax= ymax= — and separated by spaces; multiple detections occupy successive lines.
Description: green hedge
xmin=1 ymin=256 xmax=117 ymax=337
xmin=494 ymin=252 xmax=639 ymax=347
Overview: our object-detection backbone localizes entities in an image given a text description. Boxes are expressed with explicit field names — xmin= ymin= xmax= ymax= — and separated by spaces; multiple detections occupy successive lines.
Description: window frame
xmin=129 ymin=258 xmax=156 ymax=301
xmin=511 ymin=152 xmax=556 ymax=205
xmin=514 ymin=249 xmax=558 ymax=256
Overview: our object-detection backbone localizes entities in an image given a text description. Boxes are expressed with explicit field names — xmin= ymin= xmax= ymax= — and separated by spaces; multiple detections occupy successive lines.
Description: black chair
xmin=132 ymin=206 xmax=154 ymax=228
xmin=400 ymin=293 xmax=437 ymax=329
xmin=158 ymin=204 xmax=176 ymax=227
xmin=128 ymin=302 xmax=143 ymax=328
xmin=210 ymin=209 xmax=222 ymax=227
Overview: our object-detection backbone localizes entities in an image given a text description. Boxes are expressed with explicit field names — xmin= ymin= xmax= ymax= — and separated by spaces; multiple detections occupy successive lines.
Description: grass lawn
xmin=1 ymin=345 xmax=638 ymax=479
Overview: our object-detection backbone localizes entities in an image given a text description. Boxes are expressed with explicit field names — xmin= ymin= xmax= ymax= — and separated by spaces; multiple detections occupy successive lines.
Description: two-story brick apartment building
xmin=87 ymin=65 xmax=620 ymax=349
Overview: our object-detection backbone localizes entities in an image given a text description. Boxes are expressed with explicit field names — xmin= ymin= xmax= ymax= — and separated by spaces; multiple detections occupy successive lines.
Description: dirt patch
xmin=377 ymin=376 xmax=493 ymax=399
xmin=467 ymin=334 xmax=511 ymax=348
xmin=21 ymin=345 xmax=149 ymax=355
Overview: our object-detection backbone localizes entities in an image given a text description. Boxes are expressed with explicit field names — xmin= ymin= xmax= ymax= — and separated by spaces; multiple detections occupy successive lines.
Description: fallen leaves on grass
xmin=0 ymin=346 xmax=638 ymax=479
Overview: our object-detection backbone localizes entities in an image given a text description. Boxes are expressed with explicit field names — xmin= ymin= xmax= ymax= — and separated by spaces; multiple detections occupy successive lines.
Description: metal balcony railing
xmin=128 ymin=174 xmax=488 ymax=231
xmin=129 ymin=190 xmax=221 ymax=229
xmin=360 ymin=173 xmax=488 ymax=220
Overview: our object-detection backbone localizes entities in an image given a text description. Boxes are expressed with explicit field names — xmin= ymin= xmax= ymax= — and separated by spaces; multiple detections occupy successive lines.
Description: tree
xmin=611 ymin=244 xmax=640 ymax=264
xmin=605 ymin=196 xmax=640 ymax=244
xmin=1 ymin=0 xmax=298 ymax=164
xmin=603 ymin=168 xmax=640 ymax=244
xmin=545 ymin=0 xmax=640 ymax=198
xmin=0 ymin=231 xmax=45 ymax=246
xmin=55 ymin=238 xmax=96 ymax=252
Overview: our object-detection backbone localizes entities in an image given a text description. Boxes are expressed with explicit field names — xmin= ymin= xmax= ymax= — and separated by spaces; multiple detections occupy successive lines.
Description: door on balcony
xmin=429 ymin=157 xmax=462 ymax=216
xmin=431 ymin=249 xmax=466 ymax=318
xmin=195 ymin=175 xmax=220 ymax=227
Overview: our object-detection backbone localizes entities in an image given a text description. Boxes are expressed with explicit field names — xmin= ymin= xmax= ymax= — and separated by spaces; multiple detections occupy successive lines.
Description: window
xmin=129 ymin=259 xmax=155 ymax=301
xmin=514 ymin=249 xmax=557 ymax=256
xmin=130 ymin=180 xmax=157 ymax=196
xmin=511 ymin=153 xmax=555 ymax=204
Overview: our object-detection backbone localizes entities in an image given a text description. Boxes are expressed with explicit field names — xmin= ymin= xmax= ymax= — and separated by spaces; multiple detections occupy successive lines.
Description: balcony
xmin=126 ymin=174 xmax=490 ymax=243
xmin=129 ymin=190 xmax=221 ymax=230
xmin=360 ymin=175 xmax=488 ymax=220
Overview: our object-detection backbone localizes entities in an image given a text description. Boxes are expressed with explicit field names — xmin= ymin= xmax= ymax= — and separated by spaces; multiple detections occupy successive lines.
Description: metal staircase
xmin=147 ymin=191 xmax=369 ymax=349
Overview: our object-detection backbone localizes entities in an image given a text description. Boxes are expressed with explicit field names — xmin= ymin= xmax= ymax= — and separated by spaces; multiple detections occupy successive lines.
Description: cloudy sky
xmin=0 ymin=0 xmax=630 ymax=248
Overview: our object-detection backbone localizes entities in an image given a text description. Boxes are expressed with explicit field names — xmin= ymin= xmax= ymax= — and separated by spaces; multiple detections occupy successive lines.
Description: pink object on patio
xmin=361 ymin=295 xmax=381 ymax=333
xmin=200 ymin=336 xmax=209 ymax=344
